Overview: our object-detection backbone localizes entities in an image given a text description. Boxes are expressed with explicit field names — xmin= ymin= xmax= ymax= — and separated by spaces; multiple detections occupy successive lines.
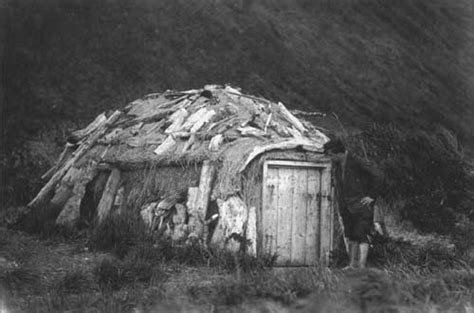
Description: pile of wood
xmin=27 ymin=85 xmax=330 ymax=251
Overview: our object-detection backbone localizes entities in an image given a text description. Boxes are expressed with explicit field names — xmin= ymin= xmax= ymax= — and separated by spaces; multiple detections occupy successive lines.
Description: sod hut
xmin=29 ymin=85 xmax=339 ymax=266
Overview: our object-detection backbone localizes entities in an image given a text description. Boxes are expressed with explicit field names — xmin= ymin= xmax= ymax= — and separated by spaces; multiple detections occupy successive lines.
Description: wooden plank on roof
xmin=70 ymin=113 xmax=107 ymax=141
xmin=181 ymin=107 xmax=207 ymax=129
xmin=287 ymin=126 xmax=304 ymax=139
xmin=165 ymin=108 xmax=189 ymax=134
xmin=208 ymin=134 xmax=224 ymax=151
xmin=190 ymin=110 xmax=216 ymax=133
xmin=271 ymin=122 xmax=291 ymax=137
xmin=277 ymin=102 xmax=307 ymax=134
xmin=226 ymin=91 xmax=271 ymax=105
xmin=145 ymin=119 xmax=166 ymax=134
xmin=153 ymin=135 xmax=176 ymax=155
xmin=237 ymin=126 xmax=268 ymax=139
xmin=182 ymin=134 xmax=196 ymax=153
xmin=263 ymin=112 xmax=272 ymax=133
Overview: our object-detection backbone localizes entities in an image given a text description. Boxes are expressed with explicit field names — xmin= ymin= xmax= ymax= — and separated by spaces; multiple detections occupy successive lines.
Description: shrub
xmin=205 ymin=247 xmax=277 ymax=273
xmin=9 ymin=205 xmax=66 ymax=239
xmin=401 ymin=197 xmax=457 ymax=234
xmin=404 ymin=272 xmax=473 ymax=307
xmin=124 ymin=241 xmax=169 ymax=265
xmin=120 ymin=258 xmax=154 ymax=285
xmin=171 ymin=241 xmax=210 ymax=266
xmin=54 ymin=270 xmax=92 ymax=295
xmin=0 ymin=267 xmax=41 ymax=295
xmin=347 ymin=124 xmax=470 ymax=235
xmin=93 ymin=257 xmax=126 ymax=291
xmin=88 ymin=211 xmax=149 ymax=258
xmin=368 ymin=234 xmax=466 ymax=271
xmin=342 ymin=269 xmax=404 ymax=312
xmin=94 ymin=252 xmax=167 ymax=291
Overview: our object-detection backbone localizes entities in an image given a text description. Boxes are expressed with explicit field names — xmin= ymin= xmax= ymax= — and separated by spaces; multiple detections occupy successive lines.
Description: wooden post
xmin=56 ymin=161 xmax=98 ymax=227
xmin=334 ymin=153 xmax=350 ymax=254
xmin=319 ymin=166 xmax=333 ymax=266
xmin=210 ymin=196 xmax=248 ymax=252
xmin=97 ymin=168 xmax=122 ymax=222
xmin=50 ymin=167 xmax=81 ymax=208
xmin=186 ymin=187 xmax=199 ymax=238
xmin=246 ymin=206 xmax=257 ymax=256
xmin=187 ymin=161 xmax=215 ymax=242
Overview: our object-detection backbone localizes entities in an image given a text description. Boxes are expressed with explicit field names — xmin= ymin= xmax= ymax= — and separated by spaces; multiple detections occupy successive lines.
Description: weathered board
xmin=261 ymin=160 xmax=332 ymax=266
xmin=319 ymin=166 xmax=333 ymax=265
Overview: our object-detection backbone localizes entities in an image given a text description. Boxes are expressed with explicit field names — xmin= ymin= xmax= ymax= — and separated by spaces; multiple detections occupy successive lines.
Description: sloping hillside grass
xmin=1 ymin=0 xmax=473 ymax=228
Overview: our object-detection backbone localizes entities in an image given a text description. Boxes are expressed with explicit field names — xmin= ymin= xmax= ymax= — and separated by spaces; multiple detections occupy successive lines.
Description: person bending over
xmin=324 ymin=139 xmax=385 ymax=269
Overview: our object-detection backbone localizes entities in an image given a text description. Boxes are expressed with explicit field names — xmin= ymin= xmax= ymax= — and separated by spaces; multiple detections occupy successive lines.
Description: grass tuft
xmin=88 ymin=211 xmax=149 ymax=258
xmin=0 ymin=267 xmax=41 ymax=295
xmin=53 ymin=270 xmax=92 ymax=295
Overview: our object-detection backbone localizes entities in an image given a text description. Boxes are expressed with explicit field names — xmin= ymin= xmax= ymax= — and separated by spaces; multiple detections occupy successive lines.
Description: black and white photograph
xmin=0 ymin=0 xmax=473 ymax=312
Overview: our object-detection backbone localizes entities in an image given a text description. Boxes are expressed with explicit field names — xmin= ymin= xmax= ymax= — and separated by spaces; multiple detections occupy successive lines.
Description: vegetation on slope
xmin=0 ymin=225 xmax=472 ymax=312
xmin=1 ymin=0 xmax=473 ymax=231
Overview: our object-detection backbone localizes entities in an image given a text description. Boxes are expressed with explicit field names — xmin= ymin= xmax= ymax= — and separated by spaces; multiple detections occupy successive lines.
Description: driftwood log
xmin=165 ymin=108 xmax=189 ymax=133
xmin=277 ymin=101 xmax=307 ymax=134
xmin=97 ymin=168 xmax=122 ymax=222
xmin=41 ymin=143 xmax=75 ymax=180
xmin=70 ymin=113 xmax=108 ymax=141
xmin=187 ymin=161 xmax=215 ymax=242
xmin=171 ymin=203 xmax=188 ymax=241
xmin=208 ymin=134 xmax=224 ymax=151
xmin=28 ymin=110 xmax=122 ymax=208
xmin=246 ymin=206 xmax=257 ymax=256
xmin=211 ymin=196 xmax=248 ymax=252
xmin=56 ymin=161 xmax=98 ymax=227
xmin=153 ymin=135 xmax=176 ymax=155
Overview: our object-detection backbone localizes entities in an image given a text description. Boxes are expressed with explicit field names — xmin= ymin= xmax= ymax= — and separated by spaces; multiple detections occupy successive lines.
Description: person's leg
xmin=349 ymin=240 xmax=359 ymax=268
xmin=359 ymin=243 xmax=369 ymax=268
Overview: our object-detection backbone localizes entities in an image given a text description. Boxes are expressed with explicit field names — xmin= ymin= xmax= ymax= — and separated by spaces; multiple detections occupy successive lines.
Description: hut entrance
xmin=261 ymin=160 xmax=333 ymax=266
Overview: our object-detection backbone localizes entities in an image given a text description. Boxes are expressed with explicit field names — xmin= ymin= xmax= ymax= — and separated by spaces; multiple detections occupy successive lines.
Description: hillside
xmin=1 ymin=0 xmax=474 ymax=209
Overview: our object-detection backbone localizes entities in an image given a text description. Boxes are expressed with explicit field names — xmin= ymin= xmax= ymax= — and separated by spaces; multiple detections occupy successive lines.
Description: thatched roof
xmin=72 ymin=85 xmax=329 ymax=168
xmin=29 ymin=85 xmax=331 ymax=208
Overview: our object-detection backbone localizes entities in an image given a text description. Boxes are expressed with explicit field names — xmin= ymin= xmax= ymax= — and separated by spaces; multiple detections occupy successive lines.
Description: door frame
xmin=259 ymin=159 xmax=333 ymax=266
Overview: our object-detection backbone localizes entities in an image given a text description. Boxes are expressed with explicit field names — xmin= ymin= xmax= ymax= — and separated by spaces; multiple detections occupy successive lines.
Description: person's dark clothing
xmin=346 ymin=203 xmax=374 ymax=242
xmin=342 ymin=153 xmax=384 ymax=242
xmin=343 ymin=153 xmax=384 ymax=210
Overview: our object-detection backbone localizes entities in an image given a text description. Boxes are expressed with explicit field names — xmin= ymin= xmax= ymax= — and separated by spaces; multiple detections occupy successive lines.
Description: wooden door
xmin=261 ymin=160 xmax=332 ymax=266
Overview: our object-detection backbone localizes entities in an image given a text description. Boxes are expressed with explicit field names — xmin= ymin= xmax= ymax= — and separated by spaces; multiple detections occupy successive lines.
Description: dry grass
xmin=124 ymin=163 xmax=201 ymax=212
xmin=1 ymin=225 xmax=473 ymax=313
